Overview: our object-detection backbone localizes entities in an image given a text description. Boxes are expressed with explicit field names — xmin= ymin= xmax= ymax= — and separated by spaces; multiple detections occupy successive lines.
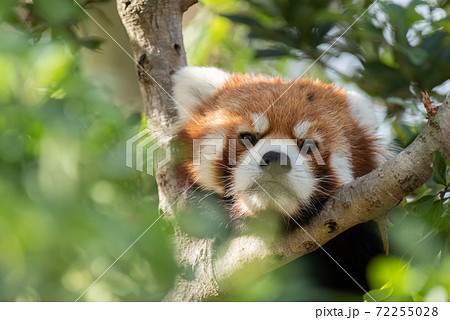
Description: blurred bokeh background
xmin=0 ymin=0 xmax=449 ymax=301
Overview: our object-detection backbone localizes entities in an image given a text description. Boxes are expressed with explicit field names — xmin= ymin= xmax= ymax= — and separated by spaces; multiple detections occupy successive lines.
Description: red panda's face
xmin=172 ymin=67 xmax=382 ymax=220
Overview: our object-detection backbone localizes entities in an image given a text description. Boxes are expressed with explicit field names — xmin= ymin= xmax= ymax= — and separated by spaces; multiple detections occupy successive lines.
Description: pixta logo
xmin=126 ymin=129 xmax=171 ymax=175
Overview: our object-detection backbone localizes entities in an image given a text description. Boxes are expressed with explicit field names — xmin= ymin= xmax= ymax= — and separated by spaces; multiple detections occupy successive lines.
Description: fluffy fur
xmin=173 ymin=66 xmax=385 ymax=222
xmin=172 ymin=66 xmax=230 ymax=123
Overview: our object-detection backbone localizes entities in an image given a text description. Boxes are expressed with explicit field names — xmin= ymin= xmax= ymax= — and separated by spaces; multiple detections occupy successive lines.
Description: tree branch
xmin=117 ymin=0 xmax=196 ymax=212
xmin=117 ymin=0 xmax=450 ymax=301
xmin=213 ymin=94 xmax=450 ymax=292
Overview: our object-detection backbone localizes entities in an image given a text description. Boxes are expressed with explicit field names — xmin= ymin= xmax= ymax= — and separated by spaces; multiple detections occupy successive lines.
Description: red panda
xmin=172 ymin=66 xmax=385 ymax=223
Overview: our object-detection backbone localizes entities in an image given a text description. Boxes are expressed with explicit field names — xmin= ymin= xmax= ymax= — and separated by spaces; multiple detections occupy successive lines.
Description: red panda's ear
xmin=172 ymin=66 xmax=230 ymax=123
xmin=344 ymin=91 xmax=379 ymax=131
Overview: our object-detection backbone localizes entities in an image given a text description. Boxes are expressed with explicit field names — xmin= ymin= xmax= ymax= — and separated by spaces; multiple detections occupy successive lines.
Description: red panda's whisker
xmin=313 ymin=187 xmax=343 ymax=203
xmin=198 ymin=191 xmax=216 ymax=202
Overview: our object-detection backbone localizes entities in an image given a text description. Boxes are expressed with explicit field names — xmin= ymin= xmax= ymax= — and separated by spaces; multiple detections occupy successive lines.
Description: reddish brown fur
xmin=176 ymin=74 xmax=381 ymax=218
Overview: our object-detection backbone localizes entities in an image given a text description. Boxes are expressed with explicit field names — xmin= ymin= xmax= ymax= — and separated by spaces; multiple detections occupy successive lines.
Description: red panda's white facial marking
xmin=330 ymin=152 xmax=354 ymax=184
xmin=294 ymin=121 xmax=311 ymax=140
xmin=251 ymin=113 xmax=269 ymax=134
xmin=173 ymin=67 xmax=385 ymax=220
xmin=231 ymin=137 xmax=316 ymax=217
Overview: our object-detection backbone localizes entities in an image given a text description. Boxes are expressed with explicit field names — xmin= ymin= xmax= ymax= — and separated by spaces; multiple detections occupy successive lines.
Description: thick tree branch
xmin=117 ymin=0 xmax=450 ymax=301
xmin=117 ymin=0 xmax=196 ymax=212
xmin=214 ymin=95 xmax=450 ymax=292
xmin=117 ymin=0 xmax=220 ymax=302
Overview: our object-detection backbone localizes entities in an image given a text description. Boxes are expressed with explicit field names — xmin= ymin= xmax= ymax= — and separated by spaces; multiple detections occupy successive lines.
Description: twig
xmin=422 ymin=92 xmax=439 ymax=120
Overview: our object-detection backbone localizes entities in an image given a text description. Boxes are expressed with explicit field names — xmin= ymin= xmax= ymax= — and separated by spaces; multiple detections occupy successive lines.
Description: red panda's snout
xmin=229 ymin=137 xmax=318 ymax=219
xmin=172 ymin=66 xmax=385 ymax=221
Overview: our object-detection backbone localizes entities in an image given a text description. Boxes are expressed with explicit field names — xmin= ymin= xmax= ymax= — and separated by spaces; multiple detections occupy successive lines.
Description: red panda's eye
xmin=299 ymin=139 xmax=318 ymax=155
xmin=239 ymin=133 xmax=257 ymax=146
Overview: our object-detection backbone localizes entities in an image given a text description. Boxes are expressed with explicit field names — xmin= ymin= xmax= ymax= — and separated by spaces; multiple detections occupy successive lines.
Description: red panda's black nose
xmin=260 ymin=151 xmax=291 ymax=173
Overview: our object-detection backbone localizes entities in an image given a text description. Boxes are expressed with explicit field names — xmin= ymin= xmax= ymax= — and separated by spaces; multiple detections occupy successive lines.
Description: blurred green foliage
xmin=214 ymin=0 xmax=450 ymax=101
xmin=363 ymin=151 xmax=450 ymax=301
xmin=0 ymin=0 xmax=177 ymax=301
xmin=0 ymin=0 xmax=449 ymax=302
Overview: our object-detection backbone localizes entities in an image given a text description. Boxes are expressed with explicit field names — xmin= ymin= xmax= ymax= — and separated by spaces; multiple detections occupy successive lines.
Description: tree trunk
xmin=117 ymin=0 xmax=219 ymax=301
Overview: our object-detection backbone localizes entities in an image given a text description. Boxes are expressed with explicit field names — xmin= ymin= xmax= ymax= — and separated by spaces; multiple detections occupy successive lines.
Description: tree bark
xmin=117 ymin=0 xmax=450 ymax=301
xmin=116 ymin=0 xmax=194 ymax=209
xmin=117 ymin=0 xmax=219 ymax=301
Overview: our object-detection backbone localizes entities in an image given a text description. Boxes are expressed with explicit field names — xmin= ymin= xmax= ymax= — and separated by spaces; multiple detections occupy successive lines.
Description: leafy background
xmin=0 ymin=0 xmax=449 ymax=301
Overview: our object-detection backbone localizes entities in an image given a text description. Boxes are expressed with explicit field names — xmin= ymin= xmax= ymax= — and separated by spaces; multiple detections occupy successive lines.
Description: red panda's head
xmin=172 ymin=67 xmax=383 ymax=220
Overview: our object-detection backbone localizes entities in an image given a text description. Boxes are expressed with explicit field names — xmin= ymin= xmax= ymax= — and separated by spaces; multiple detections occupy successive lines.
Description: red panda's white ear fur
xmin=345 ymin=91 xmax=379 ymax=131
xmin=172 ymin=66 xmax=230 ymax=123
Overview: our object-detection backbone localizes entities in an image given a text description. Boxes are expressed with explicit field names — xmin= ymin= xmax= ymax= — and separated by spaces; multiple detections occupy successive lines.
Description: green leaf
xmin=427 ymin=200 xmax=445 ymax=226
xmin=407 ymin=195 xmax=436 ymax=206
xmin=432 ymin=150 xmax=447 ymax=186
xmin=436 ymin=209 xmax=450 ymax=233
xmin=404 ymin=47 xmax=429 ymax=66
xmin=412 ymin=294 xmax=424 ymax=302
xmin=255 ymin=48 xmax=290 ymax=58
xmin=79 ymin=37 xmax=104 ymax=51
xmin=386 ymin=97 xmax=421 ymax=112
xmin=221 ymin=13 xmax=264 ymax=29
xmin=404 ymin=195 xmax=436 ymax=216
xmin=364 ymin=286 xmax=393 ymax=302
xmin=420 ymin=31 xmax=447 ymax=52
